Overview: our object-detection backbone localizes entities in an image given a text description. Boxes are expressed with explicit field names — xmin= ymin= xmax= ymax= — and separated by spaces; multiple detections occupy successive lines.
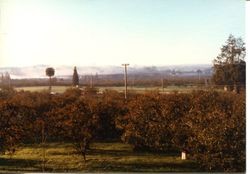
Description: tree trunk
xmin=81 ymin=151 xmax=86 ymax=162
xmin=42 ymin=121 xmax=46 ymax=172
xmin=49 ymin=76 xmax=51 ymax=92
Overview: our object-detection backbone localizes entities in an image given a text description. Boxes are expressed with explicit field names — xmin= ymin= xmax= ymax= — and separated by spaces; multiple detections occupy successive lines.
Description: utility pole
xmin=161 ymin=76 xmax=164 ymax=92
xmin=122 ymin=64 xmax=129 ymax=100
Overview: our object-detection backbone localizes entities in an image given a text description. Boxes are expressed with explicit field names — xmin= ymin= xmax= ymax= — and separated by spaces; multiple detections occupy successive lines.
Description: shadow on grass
xmin=21 ymin=142 xmax=73 ymax=149
xmin=85 ymin=147 xmax=200 ymax=172
xmin=88 ymin=148 xmax=179 ymax=158
xmin=0 ymin=157 xmax=41 ymax=172
xmin=86 ymin=160 xmax=200 ymax=172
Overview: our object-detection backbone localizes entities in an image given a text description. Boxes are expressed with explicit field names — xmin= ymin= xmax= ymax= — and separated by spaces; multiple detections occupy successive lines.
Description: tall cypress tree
xmin=72 ymin=66 xmax=79 ymax=87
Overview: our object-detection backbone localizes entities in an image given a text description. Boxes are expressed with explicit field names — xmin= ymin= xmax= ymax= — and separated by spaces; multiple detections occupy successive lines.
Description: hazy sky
xmin=0 ymin=0 xmax=245 ymax=67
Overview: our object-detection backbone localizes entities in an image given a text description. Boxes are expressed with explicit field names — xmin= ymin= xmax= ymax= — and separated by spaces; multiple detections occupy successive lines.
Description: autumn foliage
xmin=117 ymin=90 xmax=245 ymax=172
xmin=0 ymin=88 xmax=245 ymax=172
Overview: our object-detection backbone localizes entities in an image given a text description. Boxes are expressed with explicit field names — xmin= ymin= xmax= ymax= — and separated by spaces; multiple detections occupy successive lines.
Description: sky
xmin=0 ymin=0 xmax=246 ymax=67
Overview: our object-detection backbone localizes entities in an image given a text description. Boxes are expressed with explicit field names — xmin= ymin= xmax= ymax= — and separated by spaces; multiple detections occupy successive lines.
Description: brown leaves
xmin=117 ymin=90 xmax=245 ymax=172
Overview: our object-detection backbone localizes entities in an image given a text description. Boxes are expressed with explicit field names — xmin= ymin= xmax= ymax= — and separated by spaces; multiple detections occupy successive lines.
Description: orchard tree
xmin=45 ymin=67 xmax=55 ymax=92
xmin=94 ymin=90 xmax=126 ymax=140
xmin=70 ymin=98 xmax=98 ymax=161
xmin=72 ymin=66 xmax=79 ymax=87
xmin=0 ymin=86 xmax=16 ymax=100
xmin=116 ymin=92 xmax=173 ymax=151
xmin=0 ymin=100 xmax=30 ymax=155
xmin=50 ymin=97 xmax=98 ymax=162
xmin=117 ymin=91 xmax=192 ymax=152
xmin=212 ymin=35 xmax=246 ymax=91
xmin=11 ymin=91 xmax=54 ymax=171
xmin=184 ymin=91 xmax=245 ymax=172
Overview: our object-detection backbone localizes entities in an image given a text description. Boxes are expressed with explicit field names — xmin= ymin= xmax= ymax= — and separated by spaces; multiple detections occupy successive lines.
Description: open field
xmin=15 ymin=85 xmax=211 ymax=94
xmin=0 ymin=142 xmax=200 ymax=172
xmin=15 ymin=86 xmax=68 ymax=93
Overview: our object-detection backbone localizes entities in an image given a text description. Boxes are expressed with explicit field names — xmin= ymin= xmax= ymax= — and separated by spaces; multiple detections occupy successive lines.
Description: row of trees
xmin=0 ymin=87 xmax=245 ymax=172
xmin=0 ymin=88 xmax=124 ymax=162
xmin=117 ymin=91 xmax=245 ymax=171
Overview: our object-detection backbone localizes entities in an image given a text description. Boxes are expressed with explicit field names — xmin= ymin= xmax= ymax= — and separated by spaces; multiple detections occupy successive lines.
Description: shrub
xmin=184 ymin=91 xmax=245 ymax=172
xmin=0 ymin=100 xmax=30 ymax=154
xmin=117 ymin=92 xmax=191 ymax=151
xmin=117 ymin=90 xmax=245 ymax=172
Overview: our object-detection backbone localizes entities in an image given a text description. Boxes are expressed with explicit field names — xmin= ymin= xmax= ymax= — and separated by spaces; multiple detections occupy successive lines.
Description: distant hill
xmin=0 ymin=64 xmax=213 ymax=79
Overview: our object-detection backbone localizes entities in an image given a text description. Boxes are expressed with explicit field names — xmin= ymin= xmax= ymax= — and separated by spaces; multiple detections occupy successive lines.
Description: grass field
xmin=0 ymin=142 xmax=200 ymax=172
xmin=15 ymin=86 xmax=68 ymax=93
xmin=15 ymin=85 xmax=209 ymax=94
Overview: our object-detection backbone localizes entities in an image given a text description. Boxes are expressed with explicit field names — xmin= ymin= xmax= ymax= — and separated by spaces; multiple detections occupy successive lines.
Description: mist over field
xmin=0 ymin=64 xmax=212 ymax=79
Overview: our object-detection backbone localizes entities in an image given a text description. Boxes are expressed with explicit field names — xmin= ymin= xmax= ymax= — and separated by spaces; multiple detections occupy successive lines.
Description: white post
xmin=181 ymin=151 xmax=186 ymax=160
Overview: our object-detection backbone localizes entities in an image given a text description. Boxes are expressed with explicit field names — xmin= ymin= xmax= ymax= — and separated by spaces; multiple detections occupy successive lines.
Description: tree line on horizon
xmin=42 ymin=34 xmax=245 ymax=92
xmin=0 ymin=35 xmax=245 ymax=91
